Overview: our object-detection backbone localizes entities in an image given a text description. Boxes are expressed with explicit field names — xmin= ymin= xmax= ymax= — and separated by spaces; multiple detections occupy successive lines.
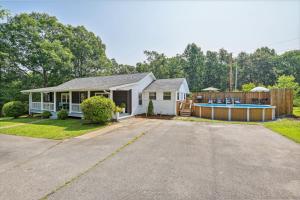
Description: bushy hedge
xmin=57 ymin=109 xmax=68 ymax=120
xmin=2 ymin=101 xmax=26 ymax=118
xmin=42 ymin=111 xmax=52 ymax=118
xmin=294 ymin=96 xmax=300 ymax=107
xmin=81 ymin=96 xmax=116 ymax=123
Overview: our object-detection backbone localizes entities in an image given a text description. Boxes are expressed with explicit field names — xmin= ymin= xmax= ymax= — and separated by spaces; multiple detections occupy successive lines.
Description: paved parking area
xmin=0 ymin=119 xmax=299 ymax=200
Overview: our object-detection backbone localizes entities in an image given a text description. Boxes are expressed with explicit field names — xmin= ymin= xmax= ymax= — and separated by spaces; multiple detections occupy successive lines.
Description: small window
xmin=149 ymin=92 xmax=156 ymax=100
xmin=163 ymin=92 xmax=171 ymax=100
xmin=139 ymin=93 xmax=142 ymax=105
xmin=177 ymin=92 xmax=180 ymax=100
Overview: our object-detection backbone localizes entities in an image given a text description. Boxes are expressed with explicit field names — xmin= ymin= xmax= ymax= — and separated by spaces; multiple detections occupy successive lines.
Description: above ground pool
xmin=193 ymin=103 xmax=276 ymax=122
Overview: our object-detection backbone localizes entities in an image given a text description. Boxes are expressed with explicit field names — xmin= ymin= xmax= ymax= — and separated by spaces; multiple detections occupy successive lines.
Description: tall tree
xmin=182 ymin=43 xmax=205 ymax=92
xmin=110 ymin=58 xmax=136 ymax=74
xmin=166 ymin=55 xmax=185 ymax=78
xmin=1 ymin=13 xmax=73 ymax=87
xmin=250 ymin=47 xmax=277 ymax=86
xmin=136 ymin=51 xmax=169 ymax=79
xmin=276 ymin=50 xmax=300 ymax=84
xmin=219 ymin=48 xmax=233 ymax=91
xmin=203 ymin=51 xmax=227 ymax=90
xmin=67 ymin=26 xmax=111 ymax=77
xmin=236 ymin=52 xmax=252 ymax=87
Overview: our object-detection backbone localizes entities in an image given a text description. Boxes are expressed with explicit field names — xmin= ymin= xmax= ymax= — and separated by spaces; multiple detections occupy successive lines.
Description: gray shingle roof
xmin=22 ymin=72 xmax=152 ymax=93
xmin=144 ymin=78 xmax=186 ymax=91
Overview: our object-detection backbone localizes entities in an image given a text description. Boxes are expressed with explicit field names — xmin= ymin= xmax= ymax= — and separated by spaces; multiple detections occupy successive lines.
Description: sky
xmin=1 ymin=0 xmax=300 ymax=65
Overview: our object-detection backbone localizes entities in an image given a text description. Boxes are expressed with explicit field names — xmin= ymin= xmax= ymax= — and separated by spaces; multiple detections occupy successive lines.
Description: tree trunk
xmin=43 ymin=69 xmax=48 ymax=87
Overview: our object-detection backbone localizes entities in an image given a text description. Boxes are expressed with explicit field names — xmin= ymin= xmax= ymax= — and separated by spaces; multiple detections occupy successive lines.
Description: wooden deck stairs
xmin=179 ymin=101 xmax=192 ymax=117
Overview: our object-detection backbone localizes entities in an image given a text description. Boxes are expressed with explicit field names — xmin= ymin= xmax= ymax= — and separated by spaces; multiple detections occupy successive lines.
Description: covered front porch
xmin=28 ymin=90 xmax=132 ymax=119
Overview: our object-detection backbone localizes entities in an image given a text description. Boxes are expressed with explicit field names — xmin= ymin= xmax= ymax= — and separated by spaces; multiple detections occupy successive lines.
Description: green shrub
xmin=2 ymin=101 xmax=26 ymax=118
xmin=57 ymin=109 xmax=68 ymax=120
xmin=120 ymin=102 xmax=126 ymax=108
xmin=81 ymin=96 xmax=116 ymax=123
xmin=147 ymin=100 xmax=154 ymax=116
xmin=242 ymin=83 xmax=256 ymax=92
xmin=115 ymin=106 xmax=123 ymax=113
xmin=294 ymin=96 xmax=300 ymax=107
xmin=41 ymin=111 xmax=52 ymax=118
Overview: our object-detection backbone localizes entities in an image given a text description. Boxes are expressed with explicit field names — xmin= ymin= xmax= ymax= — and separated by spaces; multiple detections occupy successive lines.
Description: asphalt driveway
xmin=0 ymin=118 xmax=299 ymax=200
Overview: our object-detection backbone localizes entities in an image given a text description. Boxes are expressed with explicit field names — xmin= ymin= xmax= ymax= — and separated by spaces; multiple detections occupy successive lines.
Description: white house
xmin=21 ymin=72 xmax=190 ymax=119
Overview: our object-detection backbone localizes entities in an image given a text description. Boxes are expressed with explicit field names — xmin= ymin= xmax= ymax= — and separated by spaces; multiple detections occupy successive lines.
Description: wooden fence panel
xmin=270 ymin=88 xmax=293 ymax=116
xmin=192 ymin=88 xmax=293 ymax=116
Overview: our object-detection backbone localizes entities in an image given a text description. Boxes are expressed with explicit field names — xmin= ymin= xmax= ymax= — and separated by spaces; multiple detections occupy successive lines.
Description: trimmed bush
xmin=41 ymin=111 xmax=52 ymax=118
xmin=81 ymin=96 xmax=116 ymax=123
xmin=57 ymin=109 xmax=68 ymax=120
xmin=2 ymin=101 xmax=26 ymax=118
xmin=147 ymin=100 xmax=154 ymax=116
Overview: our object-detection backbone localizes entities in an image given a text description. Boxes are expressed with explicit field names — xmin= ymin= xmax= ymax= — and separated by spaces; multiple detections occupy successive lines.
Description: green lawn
xmin=175 ymin=116 xmax=300 ymax=143
xmin=264 ymin=119 xmax=300 ymax=143
xmin=293 ymin=107 xmax=300 ymax=117
xmin=0 ymin=118 xmax=107 ymax=140
xmin=0 ymin=117 xmax=41 ymax=127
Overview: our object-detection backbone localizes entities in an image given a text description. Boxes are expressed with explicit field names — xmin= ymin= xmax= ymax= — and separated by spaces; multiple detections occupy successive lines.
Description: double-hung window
xmin=149 ymin=92 xmax=156 ymax=100
xmin=163 ymin=92 xmax=171 ymax=100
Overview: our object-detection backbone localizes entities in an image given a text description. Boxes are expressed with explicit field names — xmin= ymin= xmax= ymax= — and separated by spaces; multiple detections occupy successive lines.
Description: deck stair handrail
xmin=179 ymin=100 xmax=192 ymax=117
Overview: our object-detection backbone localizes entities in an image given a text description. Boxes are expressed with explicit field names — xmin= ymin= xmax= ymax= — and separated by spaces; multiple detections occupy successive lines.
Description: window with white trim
xmin=138 ymin=93 xmax=142 ymax=105
xmin=149 ymin=92 xmax=156 ymax=100
xmin=163 ymin=92 xmax=171 ymax=100
xmin=61 ymin=93 xmax=69 ymax=103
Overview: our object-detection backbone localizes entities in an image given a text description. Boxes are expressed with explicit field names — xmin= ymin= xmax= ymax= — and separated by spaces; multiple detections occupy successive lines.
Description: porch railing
xmin=71 ymin=103 xmax=82 ymax=113
xmin=43 ymin=102 xmax=54 ymax=111
xmin=31 ymin=102 xmax=54 ymax=111
xmin=31 ymin=102 xmax=41 ymax=110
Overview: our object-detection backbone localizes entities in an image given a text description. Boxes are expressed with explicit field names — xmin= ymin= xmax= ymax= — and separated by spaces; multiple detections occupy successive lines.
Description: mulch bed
xmin=135 ymin=114 xmax=175 ymax=120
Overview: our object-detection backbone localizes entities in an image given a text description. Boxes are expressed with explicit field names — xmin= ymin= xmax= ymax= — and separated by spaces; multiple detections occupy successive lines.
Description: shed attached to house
xmin=142 ymin=78 xmax=190 ymax=115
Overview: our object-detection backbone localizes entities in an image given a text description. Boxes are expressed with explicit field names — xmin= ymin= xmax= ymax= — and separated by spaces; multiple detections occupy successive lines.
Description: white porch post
xmin=109 ymin=90 xmax=113 ymax=99
xmin=41 ymin=92 xmax=44 ymax=111
xmin=88 ymin=91 xmax=90 ymax=98
xmin=53 ymin=92 xmax=56 ymax=112
xmin=29 ymin=92 xmax=32 ymax=114
xmin=69 ymin=91 xmax=72 ymax=113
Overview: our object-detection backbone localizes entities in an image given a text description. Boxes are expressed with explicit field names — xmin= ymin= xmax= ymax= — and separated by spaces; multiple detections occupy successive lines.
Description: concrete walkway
xmin=0 ymin=119 xmax=299 ymax=200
